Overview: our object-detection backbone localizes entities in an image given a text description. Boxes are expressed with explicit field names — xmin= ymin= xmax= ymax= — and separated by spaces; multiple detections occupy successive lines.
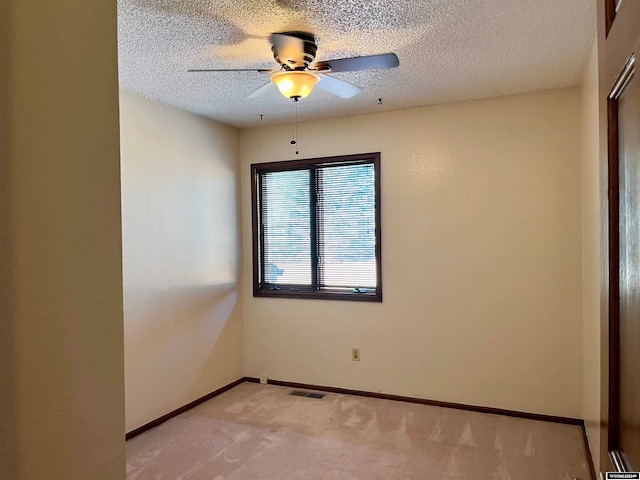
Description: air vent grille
xmin=289 ymin=390 xmax=325 ymax=399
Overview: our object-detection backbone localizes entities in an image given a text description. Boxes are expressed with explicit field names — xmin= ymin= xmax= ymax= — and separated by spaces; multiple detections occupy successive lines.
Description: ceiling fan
xmin=188 ymin=32 xmax=399 ymax=101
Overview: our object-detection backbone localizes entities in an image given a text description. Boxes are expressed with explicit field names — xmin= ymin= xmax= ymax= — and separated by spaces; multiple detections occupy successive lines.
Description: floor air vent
xmin=289 ymin=390 xmax=325 ymax=399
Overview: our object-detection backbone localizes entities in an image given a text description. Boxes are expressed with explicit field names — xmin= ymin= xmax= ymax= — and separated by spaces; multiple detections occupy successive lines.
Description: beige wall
xmin=0 ymin=1 xmax=125 ymax=479
xmin=241 ymin=89 xmax=583 ymax=418
xmin=581 ymin=38 xmax=601 ymax=473
xmin=120 ymin=91 xmax=244 ymax=432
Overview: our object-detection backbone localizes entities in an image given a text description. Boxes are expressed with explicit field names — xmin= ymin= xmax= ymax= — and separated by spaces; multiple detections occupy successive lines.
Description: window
xmin=251 ymin=152 xmax=382 ymax=302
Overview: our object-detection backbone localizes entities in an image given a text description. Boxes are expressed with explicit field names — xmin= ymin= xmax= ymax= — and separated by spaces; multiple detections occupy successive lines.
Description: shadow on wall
xmin=124 ymin=283 xmax=238 ymax=370
xmin=124 ymin=282 xmax=242 ymax=430
xmin=191 ymin=302 xmax=242 ymax=397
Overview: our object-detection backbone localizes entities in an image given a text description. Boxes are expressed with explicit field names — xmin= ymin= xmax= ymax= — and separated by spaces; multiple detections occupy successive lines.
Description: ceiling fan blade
xmin=313 ymin=53 xmax=399 ymax=73
xmin=269 ymin=33 xmax=305 ymax=67
xmin=188 ymin=68 xmax=273 ymax=73
xmin=248 ymin=82 xmax=275 ymax=99
xmin=315 ymin=74 xmax=362 ymax=99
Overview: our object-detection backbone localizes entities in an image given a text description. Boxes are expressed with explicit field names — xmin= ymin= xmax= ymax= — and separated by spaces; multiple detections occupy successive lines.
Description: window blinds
xmin=257 ymin=161 xmax=377 ymax=293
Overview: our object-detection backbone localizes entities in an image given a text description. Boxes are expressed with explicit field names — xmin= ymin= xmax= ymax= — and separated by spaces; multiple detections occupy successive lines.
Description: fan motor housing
xmin=272 ymin=31 xmax=317 ymax=70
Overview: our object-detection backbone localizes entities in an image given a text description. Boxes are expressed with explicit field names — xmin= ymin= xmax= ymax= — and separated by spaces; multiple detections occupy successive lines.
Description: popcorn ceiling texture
xmin=118 ymin=0 xmax=595 ymax=127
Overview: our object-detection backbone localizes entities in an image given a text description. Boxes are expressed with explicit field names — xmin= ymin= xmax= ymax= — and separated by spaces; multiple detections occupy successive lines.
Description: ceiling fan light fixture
xmin=270 ymin=71 xmax=320 ymax=99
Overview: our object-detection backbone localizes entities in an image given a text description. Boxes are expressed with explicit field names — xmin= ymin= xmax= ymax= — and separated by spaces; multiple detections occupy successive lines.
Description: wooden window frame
xmin=251 ymin=152 xmax=382 ymax=302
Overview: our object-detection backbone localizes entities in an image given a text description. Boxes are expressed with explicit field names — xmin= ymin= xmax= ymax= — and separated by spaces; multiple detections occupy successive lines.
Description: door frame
xmin=606 ymin=52 xmax=635 ymax=472
xmin=599 ymin=0 xmax=640 ymax=472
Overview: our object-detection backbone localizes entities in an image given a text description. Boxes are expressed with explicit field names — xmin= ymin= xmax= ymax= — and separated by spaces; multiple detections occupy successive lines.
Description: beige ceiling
xmin=117 ymin=0 xmax=596 ymax=128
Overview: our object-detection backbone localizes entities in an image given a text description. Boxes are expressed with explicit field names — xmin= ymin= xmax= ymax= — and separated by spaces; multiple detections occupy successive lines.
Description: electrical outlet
xmin=259 ymin=377 xmax=268 ymax=385
xmin=352 ymin=348 xmax=360 ymax=361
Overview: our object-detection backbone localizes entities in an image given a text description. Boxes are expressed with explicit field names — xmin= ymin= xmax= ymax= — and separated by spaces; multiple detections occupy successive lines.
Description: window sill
xmin=254 ymin=287 xmax=382 ymax=302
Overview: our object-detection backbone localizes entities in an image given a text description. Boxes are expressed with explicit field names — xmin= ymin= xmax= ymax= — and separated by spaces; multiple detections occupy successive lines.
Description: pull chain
xmin=290 ymin=97 xmax=300 ymax=155
xmin=295 ymin=100 xmax=299 ymax=155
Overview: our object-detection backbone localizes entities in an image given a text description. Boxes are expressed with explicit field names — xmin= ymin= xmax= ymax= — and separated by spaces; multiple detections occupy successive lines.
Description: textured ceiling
xmin=117 ymin=0 xmax=596 ymax=128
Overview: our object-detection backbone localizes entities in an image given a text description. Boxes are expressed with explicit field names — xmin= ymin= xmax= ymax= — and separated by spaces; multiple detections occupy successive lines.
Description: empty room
xmin=3 ymin=0 xmax=640 ymax=479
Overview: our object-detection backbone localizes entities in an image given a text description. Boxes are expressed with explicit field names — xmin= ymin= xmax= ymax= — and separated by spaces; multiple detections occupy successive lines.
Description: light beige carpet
xmin=126 ymin=382 xmax=592 ymax=480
